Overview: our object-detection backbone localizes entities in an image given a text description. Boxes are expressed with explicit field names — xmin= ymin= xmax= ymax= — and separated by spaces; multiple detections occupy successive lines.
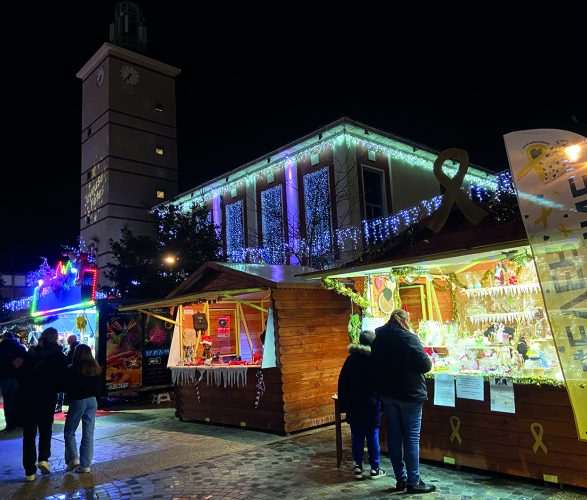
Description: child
xmin=64 ymin=344 xmax=102 ymax=473
xmin=337 ymin=330 xmax=386 ymax=480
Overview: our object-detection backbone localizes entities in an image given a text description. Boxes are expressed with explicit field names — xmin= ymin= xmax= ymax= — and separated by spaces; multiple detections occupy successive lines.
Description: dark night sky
xmin=1 ymin=4 xmax=584 ymax=273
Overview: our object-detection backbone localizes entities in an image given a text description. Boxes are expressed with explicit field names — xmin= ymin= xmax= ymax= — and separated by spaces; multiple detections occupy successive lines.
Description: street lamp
xmin=164 ymin=255 xmax=176 ymax=265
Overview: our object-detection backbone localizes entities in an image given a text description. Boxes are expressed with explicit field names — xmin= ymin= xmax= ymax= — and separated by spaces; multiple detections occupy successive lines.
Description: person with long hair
xmin=63 ymin=344 xmax=102 ymax=473
xmin=15 ymin=327 xmax=67 ymax=482
xmin=371 ymin=309 xmax=435 ymax=494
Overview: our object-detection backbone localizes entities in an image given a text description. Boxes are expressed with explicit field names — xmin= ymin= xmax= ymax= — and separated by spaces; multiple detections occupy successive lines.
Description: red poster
xmin=217 ymin=315 xmax=230 ymax=337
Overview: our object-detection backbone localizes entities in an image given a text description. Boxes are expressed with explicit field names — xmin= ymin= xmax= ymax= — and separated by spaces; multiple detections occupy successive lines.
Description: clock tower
xmin=76 ymin=2 xmax=180 ymax=286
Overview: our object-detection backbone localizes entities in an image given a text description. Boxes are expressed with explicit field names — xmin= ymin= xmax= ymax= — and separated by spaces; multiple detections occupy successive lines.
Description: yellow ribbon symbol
xmin=516 ymin=144 xmax=548 ymax=183
xmin=428 ymin=149 xmax=488 ymax=233
xmin=530 ymin=422 xmax=548 ymax=454
xmin=449 ymin=416 xmax=462 ymax=445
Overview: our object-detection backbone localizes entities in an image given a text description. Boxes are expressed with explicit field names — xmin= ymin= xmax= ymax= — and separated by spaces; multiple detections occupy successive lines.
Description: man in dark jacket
xmin=15 ymin=327 xmax=67 ymax=481
xmin=0 ymin=331 xmax=26 ymax=431
xmin=372 ymin=309 xmax=435 ymax=494
xmin=338 ymin=330 xmax=386 ymax=480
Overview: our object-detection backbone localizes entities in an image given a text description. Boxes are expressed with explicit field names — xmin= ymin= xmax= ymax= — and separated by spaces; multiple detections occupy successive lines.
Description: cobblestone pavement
xmin=1 ymin=404 xmax=586 ymax=499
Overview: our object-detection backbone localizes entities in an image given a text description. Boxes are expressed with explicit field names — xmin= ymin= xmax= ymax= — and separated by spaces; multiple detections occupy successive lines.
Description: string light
xmin=226 ymin=200 xmax=244 ymax=260
xmin=173 ymin=130 xmax=498 ymax=209
xmin=261 ymin=186 xmax=285 ymax=264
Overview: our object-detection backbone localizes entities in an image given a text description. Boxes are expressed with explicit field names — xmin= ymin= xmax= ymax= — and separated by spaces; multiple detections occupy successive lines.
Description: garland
xmin=424 ymin=372 xmax=564 ymax=387
xmin=321 ymin=277 xmax=375 ymax=312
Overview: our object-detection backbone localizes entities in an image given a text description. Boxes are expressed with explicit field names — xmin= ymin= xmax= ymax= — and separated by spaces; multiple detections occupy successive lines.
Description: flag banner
xmin=504 ymin=129 xmax=587 ymax=441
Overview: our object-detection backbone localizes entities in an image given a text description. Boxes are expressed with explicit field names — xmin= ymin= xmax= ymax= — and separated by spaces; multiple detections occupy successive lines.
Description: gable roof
xmin=167 ymin=261 xmax=319 ymax=298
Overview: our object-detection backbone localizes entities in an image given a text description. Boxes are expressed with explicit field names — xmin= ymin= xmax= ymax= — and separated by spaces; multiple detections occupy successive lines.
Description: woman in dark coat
xmin=337 ymin=330 xmax=386 ymax=480
xmin=372 ymin=309 xmax=435 ymax=494
xmin=15 ymin=327 xmax=67 ymax=482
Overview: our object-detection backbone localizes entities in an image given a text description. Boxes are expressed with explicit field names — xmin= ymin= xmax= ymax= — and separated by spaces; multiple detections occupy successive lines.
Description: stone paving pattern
xmin=1 ymin=403 xmax=586 ymax=499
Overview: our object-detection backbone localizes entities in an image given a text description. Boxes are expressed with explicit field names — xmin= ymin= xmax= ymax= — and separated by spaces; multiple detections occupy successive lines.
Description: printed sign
xmin=505 ymin=128 xmax=587 ymax=440
xmin=217 ymin=315 xmax=230 ymax=337
xmin=105 ymin=312 xmax=143 ymax=391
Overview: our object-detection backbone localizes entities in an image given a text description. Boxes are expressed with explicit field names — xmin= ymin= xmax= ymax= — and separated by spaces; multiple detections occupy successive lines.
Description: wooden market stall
xmin=306 ymin=209 xmax=587 ymax=488
xmin=120 ymin=262 xmax=352 ymax=434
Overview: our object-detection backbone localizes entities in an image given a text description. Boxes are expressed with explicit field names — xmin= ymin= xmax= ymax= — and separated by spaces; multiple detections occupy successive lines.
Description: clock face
xmin=120 ymin=65 xmax=140 ymax=86
xmin=96 ymin=66 xmax=105 ymax=87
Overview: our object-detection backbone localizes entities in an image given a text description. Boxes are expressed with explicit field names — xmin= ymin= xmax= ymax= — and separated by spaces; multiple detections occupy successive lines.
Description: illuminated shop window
xmin=155 ymin=147 xmax=164 ymax=156
xmin=156 ymin=191 xmax=165 ymax=199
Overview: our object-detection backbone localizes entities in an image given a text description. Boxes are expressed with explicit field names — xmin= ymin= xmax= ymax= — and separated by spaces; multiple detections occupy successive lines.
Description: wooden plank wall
xmin=175 ymin=367 xmax=285 ymax=433
xmin=274 ymin=288 xmax=351 ymax=433
xmin=380 ymin=380 xmax=587 ymax=488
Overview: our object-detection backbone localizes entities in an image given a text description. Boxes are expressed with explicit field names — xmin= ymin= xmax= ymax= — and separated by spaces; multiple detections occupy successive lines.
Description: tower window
xmin=86 ymin=216 xmax=91 ymax=225
xmin=156 ymin=190 xmax=165 ymax=199
xmin=87 ymin=126 xmax=92 ymax=138
xmin=87 ymin=171 xmax=91 ymax=181
xmin=155 ymin=102 xmax=164 ymax=112
xmin=155 ymin=147 xmax=164 ymax=156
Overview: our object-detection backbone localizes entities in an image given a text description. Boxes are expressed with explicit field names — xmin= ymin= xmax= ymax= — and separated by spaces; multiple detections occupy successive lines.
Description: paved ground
xmin=1 ymin=401 xmax=586 ymax=499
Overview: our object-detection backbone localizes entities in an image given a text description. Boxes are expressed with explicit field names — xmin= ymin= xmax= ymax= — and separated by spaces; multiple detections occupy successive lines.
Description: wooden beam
xmin=137 ymin=309 xmax=180 ymax=327
xmin=238 ymin=302 xmax=254 ymax=355
xmin=221 ymin=293 xmax=269 ymax=313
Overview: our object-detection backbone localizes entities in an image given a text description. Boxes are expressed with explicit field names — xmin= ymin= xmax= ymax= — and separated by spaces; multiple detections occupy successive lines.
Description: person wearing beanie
xmin=337 ymin=330 xmax=386 ymax=480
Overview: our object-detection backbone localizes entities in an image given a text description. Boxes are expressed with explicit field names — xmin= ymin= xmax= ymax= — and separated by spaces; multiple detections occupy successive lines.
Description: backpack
xmin=192 ymin=312 xmax=208 ymax=331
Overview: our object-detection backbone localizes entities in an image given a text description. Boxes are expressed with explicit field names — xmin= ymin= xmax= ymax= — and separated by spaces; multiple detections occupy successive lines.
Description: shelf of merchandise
xmin=462 ymin=282 xmax=540 ymax=297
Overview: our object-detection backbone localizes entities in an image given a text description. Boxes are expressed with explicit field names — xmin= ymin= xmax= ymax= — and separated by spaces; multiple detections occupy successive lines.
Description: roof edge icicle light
xmin=173 ymin=132 xmax=498 ymax=210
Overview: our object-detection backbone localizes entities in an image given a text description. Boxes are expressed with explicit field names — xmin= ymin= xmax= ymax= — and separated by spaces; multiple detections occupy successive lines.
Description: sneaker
xmin=54 ymin=406 xmax=63 ymax=414
xmin=353 ymin=464 xmax=363 ymax=479
xmin=65 ymin=459 xmax=80 ymax=472
xmin=406 ymin=480 xmax=436 ymax=494
xmin=369 ymin=467 xmax=387 ymax=479
xmin=75 ymin=466 xmax=91 ymax=473
xmin=25 ymin=474 xmax=36 ymax=482
xmin=391 ymin=477 xmax=407 ymax=493
xmin=37 ymin=461 xmax=51 ymax=475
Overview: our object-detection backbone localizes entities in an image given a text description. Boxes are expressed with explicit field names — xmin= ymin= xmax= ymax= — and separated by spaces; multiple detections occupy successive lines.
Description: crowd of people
xmin=0 ymin=327 xmax=102 ymax=482
xmin=338 ymin=308 xmax=437 ymax=495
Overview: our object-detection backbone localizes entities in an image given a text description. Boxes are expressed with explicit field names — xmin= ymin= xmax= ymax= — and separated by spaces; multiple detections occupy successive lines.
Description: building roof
xmin=163 ymin=117 xmax=497 ymax=208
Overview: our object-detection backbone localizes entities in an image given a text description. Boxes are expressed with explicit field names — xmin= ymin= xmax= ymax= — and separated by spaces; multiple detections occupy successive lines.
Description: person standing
xmin=372 ymin=309 xmax=436 ymax=494
xmin=15 ymin=327 xmax=67 ymax=482
xmin=55 ymin=334 xmax=81 ymax=413
xmin=0 ymin=331 xmax=26 ymax=432
xmin=337 ymin=330 xmax=386 ymax=480
xmin=64 ymin=344 xmax=102 ymax=473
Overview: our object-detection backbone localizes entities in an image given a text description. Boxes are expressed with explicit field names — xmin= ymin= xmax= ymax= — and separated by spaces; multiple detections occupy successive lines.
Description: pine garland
xmin=424 ymin=372 xmax=564 ymax=387
xmin=321 ymin=277 xmax=375 ymax=312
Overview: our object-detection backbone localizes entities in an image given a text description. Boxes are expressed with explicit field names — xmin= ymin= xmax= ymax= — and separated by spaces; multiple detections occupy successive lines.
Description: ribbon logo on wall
xmin=505 ymin=129 xmax=587 ymax=442
xmin=530 ymin=422 xmax=549 ymax=454
xmin=449 ymin=415 xmax=462 ymax=445
xmin=428 ymin=148 xmax=488 ymax=233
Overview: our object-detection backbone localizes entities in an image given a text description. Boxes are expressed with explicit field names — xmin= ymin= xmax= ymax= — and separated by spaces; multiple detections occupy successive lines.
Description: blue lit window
xmin=226 ymin=200 xmax=244 ymax=261
xmin=303 ymin=167 xmax=334 ymax=267
xmin=261 ymin=185 xmax=285 ymax=264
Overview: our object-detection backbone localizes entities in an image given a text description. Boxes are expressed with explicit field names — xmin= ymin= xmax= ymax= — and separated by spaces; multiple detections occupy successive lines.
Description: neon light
xmin=31 ymin=300 xmax=96 ymax=317
xmin=82 ymin=268 xmax=98 ymax=301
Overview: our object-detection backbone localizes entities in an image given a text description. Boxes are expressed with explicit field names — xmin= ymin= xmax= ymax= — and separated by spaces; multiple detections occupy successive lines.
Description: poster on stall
xmin=456 ymin=374 xmax=485 ymax=401
xmin=434 ymin=373 xmax=455 ymax=407
xmin=143 ymin=308 xmax=174 ymax=387
xmin=105 ymin=311 xmax=144 ymax=391
xmin=217 ymin=315 xmax=230 ymax=337
xmin=490 ymin=377 xmax=516 ymax=413
xmin=505 ymin=129 xmax=587 ymax=440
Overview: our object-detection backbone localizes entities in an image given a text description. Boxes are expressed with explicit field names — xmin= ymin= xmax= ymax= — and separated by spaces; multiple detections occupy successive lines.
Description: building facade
xmin=166 ymin=118 xmax=497 ymax=268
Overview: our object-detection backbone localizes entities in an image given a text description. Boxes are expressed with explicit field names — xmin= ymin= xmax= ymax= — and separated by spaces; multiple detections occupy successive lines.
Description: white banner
xmin=504 ymin=129 xmax=587 ymax=441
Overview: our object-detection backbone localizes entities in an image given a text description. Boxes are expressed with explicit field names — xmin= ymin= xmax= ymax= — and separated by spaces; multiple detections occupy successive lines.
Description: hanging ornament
xmin=76 ymin=314 xmax=87 ymax=334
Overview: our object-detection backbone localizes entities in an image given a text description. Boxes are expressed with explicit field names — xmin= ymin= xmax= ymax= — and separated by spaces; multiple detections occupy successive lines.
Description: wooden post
xmin=237 ymin=302 xmax=254 ymax=355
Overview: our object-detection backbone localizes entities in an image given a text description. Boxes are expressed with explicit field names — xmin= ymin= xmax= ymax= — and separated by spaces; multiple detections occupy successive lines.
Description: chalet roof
xmin=300 ymin=206 xmax=528 ymax=279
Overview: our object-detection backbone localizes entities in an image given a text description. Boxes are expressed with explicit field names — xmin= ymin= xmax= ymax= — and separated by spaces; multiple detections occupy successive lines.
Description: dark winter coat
xmin=64 ymin=366 xmax=102 ymax=401
xmin=337 ymin=343 xmax=381 ymax=428
xmin=372 ymin=320 xmax=432 ymax=403
xmin=16 ymin=343 xmax=67 ymax=424
xmin=0 ymin=337 xmax=26 ymax=379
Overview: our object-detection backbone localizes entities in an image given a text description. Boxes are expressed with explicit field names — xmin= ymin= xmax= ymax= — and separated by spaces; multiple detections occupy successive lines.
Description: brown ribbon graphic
xmin=428 ymin=149 xmax=489 ymax=233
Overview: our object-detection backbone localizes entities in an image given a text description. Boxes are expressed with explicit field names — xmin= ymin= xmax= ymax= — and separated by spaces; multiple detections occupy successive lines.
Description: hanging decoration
xmin=76 ymin=314 xmax=87 ymax=334
xmin=194 ymin=370 xmax=202 ymax=403
xmin=254 ymin=369 xmax=265 ymax=408
xmin=348 ymin=313 xmax=361 ymax=344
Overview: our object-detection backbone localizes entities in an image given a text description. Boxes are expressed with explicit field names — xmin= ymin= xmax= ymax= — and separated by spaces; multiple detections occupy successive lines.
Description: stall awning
xmin=117 ymin=288 xmax=265 ymax=312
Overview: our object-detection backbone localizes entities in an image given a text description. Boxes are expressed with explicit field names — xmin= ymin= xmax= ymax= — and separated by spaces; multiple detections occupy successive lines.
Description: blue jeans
xmin=350 ymin=422 xmax=380 ymax=469
xmin=1 ymin=377 xmax=19 ymax=428
xmin=64 ymin=397 xmax=97 ymax=468
xmin=381 ymin=396 xmax=423 ymax=486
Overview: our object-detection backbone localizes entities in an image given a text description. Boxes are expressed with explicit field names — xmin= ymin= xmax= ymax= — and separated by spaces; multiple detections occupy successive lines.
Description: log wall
xmin=273 ymin=288 xmax=351 ymax=433
xmin=380 ymin=380 xmax=587 ymax=488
